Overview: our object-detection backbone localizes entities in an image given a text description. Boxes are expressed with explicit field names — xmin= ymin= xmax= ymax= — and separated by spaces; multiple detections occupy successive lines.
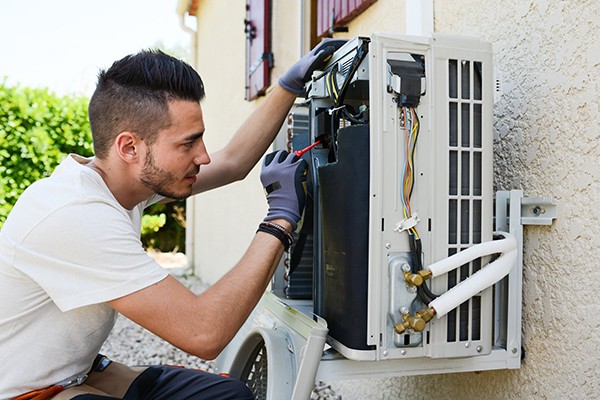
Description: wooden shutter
xmin=317 ymin=0 xmax=377 ymax=38
xmin=245 ymin=0 xmax=272 ymax=101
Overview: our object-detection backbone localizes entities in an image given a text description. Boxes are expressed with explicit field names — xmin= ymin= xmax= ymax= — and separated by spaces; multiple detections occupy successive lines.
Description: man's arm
xmin=108 ymin=218 xmax=290 ymax=360
xmin=191 ymin=84 xmax=296 ymax=194
xmin=191 ymin=38 xmax=346 ymax=194
xmin=110 ymin=150 xmax=307 ymax=360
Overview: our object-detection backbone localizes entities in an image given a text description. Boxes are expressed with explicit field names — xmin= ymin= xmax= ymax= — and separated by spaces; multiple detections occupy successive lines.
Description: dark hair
xmin=88 ymin=49 xmax=205 ymax=159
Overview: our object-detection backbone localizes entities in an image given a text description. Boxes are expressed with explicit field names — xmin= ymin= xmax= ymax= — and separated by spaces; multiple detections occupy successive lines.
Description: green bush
xmin=0 ymin=81 xmax=93 ymax=226
xmin=0 ymin=81 xmax=185 ymax=252
xmin=141 ymin=201 xmax=186 ymax=251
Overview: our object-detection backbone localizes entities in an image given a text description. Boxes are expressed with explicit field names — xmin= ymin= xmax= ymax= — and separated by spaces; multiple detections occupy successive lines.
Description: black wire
xmin=335 ymin=41 xmax=369 ymax=108
xmin=341 ymin=108 xmax=364 ymax=124
xmin=418 ymin=282 xmax=439 ymax=303
xmin=327 ymin=64 xmax=340 ymax=103
xmin=409 ymin=235 xmax=439 ymax=304
xmin=327 ymin=41 xmax=370 ymax=159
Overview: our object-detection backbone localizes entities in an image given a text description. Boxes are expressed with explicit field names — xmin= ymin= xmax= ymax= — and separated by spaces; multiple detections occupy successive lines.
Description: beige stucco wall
xmin=332 ymin=1 xmax=600 ymax=399
xmin=188 ymin=0 xmax=599 ymax=398
xmin=188 ymin=0 xmax=302 ymax=284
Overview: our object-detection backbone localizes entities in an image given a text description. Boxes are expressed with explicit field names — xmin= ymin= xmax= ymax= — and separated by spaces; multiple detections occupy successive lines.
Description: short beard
xmin=140 ymin=147 xmax=191 ymax=199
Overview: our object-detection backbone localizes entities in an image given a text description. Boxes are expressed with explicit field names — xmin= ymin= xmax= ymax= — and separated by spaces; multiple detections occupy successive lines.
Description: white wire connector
xmin=327 ymin=105 xmax=346 ymax=115
xmin=394 ymin=214 xmax=420 ymax=233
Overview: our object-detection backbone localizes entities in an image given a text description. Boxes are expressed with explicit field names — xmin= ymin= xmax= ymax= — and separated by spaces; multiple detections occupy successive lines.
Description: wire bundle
xmin=400 ymin=106 xmax=420 ymax=239
xmin=399 ymin=107 xmax=438 ymax=304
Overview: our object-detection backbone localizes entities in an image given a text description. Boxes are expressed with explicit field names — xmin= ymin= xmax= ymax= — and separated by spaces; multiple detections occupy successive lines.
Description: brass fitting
xmin=394 ymin=321 xmax=408 ymax=335
xmin=406 ymin=314 xmax=426 ymax=331
xmin=393 ymin=308 xmax=436 ymax=334
xmin=415 ymin=307 xmax=436 ymax=323
xmin=403 ymin=269 xmax=432 ymax=287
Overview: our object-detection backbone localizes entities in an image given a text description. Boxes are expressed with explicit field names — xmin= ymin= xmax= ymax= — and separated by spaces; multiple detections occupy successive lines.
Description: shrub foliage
xmin=0 ymin=81 xmax=93 ymax=225
xmin=0 ymin=81 xmax=184 ymax=251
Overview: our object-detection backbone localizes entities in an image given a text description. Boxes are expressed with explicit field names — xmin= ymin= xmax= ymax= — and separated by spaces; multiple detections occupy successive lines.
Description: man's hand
xmin=279 ymin=38 xmax=347 ymax=95
xmin=260 ymin=150 xmax=308 ymax=230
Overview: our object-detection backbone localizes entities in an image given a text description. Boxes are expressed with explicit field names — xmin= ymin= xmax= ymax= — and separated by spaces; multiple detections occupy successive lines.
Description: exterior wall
xmin=188 ymin=0 xmax=599 ymax=397
xmin=330 ymin=0 xmax=406 ymax=39
xmin=332 ymin=1 xmax=600 ymax=399
xmin=189 ymin=0 xmax=301 ymax=284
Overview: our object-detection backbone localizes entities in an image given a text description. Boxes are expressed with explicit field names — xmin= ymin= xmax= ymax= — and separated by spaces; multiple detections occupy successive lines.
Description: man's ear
xmin=115 ymin=131 xmax=141 ymax=163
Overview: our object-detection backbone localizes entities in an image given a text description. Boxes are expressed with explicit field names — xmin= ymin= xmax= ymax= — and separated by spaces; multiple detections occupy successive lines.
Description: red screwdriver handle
xmin=294 ymin=140 xmax=321 ymax=157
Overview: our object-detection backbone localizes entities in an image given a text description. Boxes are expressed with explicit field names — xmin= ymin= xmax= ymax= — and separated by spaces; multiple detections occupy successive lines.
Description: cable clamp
xmin=394 ymin=214 xmax=420 ymax=233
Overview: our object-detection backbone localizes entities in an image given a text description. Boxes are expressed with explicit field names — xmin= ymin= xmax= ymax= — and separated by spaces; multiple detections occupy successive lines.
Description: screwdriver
xmin=294 ymin=140 xmax=321 ymax=157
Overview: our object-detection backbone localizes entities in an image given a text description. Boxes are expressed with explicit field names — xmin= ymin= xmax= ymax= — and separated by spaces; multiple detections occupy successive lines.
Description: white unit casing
xmin=370 ymin=33 xmax=494 ymax=361
xmin=301 ymin=33 xmax=495 ymax=361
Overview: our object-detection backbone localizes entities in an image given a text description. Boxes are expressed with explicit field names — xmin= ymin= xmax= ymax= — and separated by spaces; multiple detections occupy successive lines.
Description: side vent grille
xmin=446 ymin=58 xmax=484 ymax=343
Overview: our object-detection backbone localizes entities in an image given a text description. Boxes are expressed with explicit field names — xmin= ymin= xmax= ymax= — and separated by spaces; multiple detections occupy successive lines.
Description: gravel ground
xmin=101 ymin=263 xmax=342 ymax=399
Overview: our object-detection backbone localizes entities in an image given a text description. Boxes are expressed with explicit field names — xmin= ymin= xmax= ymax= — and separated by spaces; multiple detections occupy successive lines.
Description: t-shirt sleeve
xmin=14 ymin=200 xmax=169 ymax=312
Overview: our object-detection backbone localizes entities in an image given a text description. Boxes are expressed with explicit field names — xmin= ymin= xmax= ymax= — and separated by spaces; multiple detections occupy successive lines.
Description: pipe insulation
xmin=427 ymin=232 xmax=518 ymax=318
xmin=425 ymin=232 xmax=517 ymax=277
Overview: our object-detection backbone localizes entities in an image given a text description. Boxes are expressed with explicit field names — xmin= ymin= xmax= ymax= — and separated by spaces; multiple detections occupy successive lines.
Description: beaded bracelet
xmin=262 ymin=221 xmax=294 ymax=245
xmin=257 ymin=222 xmax=293 ymax=251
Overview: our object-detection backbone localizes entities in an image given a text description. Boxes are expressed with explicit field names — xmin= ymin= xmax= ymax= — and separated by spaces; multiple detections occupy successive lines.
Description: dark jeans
xmin=72 ymin=365 xmax=253 ymax=400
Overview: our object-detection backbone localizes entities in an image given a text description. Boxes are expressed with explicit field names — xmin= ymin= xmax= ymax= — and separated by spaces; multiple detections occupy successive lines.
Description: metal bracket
xmin=520 ymin=196 xmax=557 ymax=225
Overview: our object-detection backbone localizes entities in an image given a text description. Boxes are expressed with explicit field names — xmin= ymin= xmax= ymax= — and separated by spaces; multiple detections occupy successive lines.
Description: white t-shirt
xmin=0 ymin=154 xmax=169 ymax=398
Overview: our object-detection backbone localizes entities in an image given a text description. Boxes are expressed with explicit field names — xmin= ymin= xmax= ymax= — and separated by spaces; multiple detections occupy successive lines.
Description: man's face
xmin=140 ymin=100 xmax=209 ymax=199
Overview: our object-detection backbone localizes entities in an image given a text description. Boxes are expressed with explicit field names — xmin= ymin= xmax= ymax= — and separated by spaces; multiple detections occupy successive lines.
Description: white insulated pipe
xmin=425 ymin=232 xmax=517 ymax=277
xmin=426 ymin=232 xmax=518 ymax=318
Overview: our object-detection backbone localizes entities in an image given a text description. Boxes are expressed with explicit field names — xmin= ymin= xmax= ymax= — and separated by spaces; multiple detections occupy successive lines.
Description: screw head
xmin=382 ymin=350 xmax=389 ymax=357
xmin=464 ymin=342 xmax=470 ymax=348
xmin=401 ymin=349 xmax=407 ymax=355
xmin=511 ymin=347 xmax=518 ymax=354
xmin=385 ymin=243 xmax=391 ymax=249
xmin=476 ymin=345 xmax=483 ymax=353
xmin=401 ymin=263 xmax=411 ymax=272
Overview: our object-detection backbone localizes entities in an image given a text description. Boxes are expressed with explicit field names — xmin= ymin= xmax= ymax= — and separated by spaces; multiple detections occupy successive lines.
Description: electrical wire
xmin=399 ymin=106 xmax=438 ymax=303
xmin=326 ymin=64 xmax=340 ymax=103
xmin=324 ymin=41 xmax=370 ymax=109
xmin=335 ymin=41 xmax=369 ymax=108
xmin=323 ymin=42 xmax=370 ymax=160
xmin=400 ymin=107 xmax=420 ymax=239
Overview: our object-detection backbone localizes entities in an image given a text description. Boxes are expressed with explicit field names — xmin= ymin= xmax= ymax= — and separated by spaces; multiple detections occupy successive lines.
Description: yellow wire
xmin=328 ymin=70 xmax=338 ymax=102
xmin=401 ymin=107 xmax=420 ymax=240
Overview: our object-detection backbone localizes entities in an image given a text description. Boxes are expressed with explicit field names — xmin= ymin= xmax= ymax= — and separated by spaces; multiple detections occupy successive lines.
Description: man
xmin=0 ymin=39 xmax=344 ymax=399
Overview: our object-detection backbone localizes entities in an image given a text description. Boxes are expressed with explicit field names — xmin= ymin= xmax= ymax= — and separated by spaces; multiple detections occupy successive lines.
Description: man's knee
xmin=218 ymin=376 xmax=254 ymax=400
xmin=136 ymin=366 xmax=254 ymax=399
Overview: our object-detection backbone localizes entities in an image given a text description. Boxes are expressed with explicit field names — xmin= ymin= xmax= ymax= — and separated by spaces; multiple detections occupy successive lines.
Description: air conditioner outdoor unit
xmin=284 ymin=33 xmax=501 ymax=361
xmin=216 ymin=33 xmax=556 ymax=400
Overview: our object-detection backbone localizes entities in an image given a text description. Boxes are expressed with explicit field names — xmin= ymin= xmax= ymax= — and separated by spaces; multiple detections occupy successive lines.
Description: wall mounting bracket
xmin=520 ymin=196 xmax=557 ymax=226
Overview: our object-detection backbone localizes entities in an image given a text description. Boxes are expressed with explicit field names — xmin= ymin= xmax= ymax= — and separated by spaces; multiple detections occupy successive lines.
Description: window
xmin=245 ymin=0 xmax=272 ymax=101
xmin=316 ymin=0 xmax=377 ymax=38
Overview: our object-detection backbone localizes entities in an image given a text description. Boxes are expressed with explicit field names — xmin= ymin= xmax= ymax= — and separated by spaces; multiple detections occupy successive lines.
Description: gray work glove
xmin=260 ymin=150 xmax=308 ymax=230
xmin=279 ymin=38 xmax=347 ymax=95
